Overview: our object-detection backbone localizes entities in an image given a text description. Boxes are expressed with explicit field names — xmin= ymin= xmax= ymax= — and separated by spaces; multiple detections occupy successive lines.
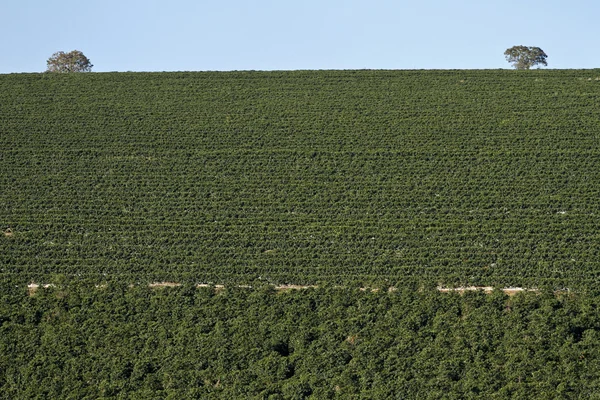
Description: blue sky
xmin=2 ymin=0 xmax=599 ymax=73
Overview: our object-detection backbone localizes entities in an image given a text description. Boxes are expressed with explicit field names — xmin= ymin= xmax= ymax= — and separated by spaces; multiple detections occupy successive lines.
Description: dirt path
xmin=27 ymin=282 xmax=536 ymax=296
xmin=436 ymin=286 xmax=536 ymax=296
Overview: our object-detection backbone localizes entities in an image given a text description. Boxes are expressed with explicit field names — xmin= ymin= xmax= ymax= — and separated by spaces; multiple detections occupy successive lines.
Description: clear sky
xmin=2 ymin=0 xmax=599 ymax=73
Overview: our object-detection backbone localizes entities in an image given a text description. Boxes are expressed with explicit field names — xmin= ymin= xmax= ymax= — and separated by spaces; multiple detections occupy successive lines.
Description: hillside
xmin=3 ymin=282 xmax=600 ymax=398
xmin=2 ymin=70 xmax=600 ymax=287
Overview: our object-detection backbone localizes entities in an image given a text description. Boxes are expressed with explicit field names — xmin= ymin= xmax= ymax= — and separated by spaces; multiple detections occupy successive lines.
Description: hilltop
xmin=2 ymin=70 xmax=600 ymax=288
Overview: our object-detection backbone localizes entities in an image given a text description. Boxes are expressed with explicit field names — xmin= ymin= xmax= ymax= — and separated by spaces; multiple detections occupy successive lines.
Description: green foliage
xmin=46 ymin=50 xmax=93 ymax=73
xmin=2 ymin=283 xmax=600 ymax=397
xmin=1 ymin=70 xmax=600 ymax=288
xmin=504 ymin=46 xmax=548 ymax=70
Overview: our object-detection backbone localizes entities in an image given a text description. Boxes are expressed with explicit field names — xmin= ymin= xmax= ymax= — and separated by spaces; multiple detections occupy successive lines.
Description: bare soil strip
xmin=27 ymin=282 xmax=536 ymax=296
xmin=27 ymin=283 xmax=55 ymax=295
xmin=436 ymin=286 xmax=537 ymax=296
xmin=148 ymin=282 xmax=181 ymax=288
xmin=147 ymin=283 xmax=317 ymax=291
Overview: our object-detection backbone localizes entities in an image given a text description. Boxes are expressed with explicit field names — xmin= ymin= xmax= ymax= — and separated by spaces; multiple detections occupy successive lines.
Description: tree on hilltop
xmin=504 ymin=46 xmax=548 ymax=70
xmin=46 ymin=50 xmax=93 ymax=73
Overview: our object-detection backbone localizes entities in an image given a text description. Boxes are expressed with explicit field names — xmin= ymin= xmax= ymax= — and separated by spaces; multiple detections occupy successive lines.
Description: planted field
xmin=1 ymin=70 xmax=600 ymax=287
xmin=3 ymin=283 xmax=600 ymax=398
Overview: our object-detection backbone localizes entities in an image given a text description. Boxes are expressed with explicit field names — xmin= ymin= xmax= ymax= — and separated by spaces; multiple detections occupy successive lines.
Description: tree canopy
xmin=46 ymin=50 xmax=93 ymax=73
xmin=504 ymin=46 xmax=548 ymax=70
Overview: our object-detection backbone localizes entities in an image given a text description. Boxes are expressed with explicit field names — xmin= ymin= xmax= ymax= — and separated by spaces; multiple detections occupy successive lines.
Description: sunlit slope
xmin=2 ymin=70 xmax=599 ymax=286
